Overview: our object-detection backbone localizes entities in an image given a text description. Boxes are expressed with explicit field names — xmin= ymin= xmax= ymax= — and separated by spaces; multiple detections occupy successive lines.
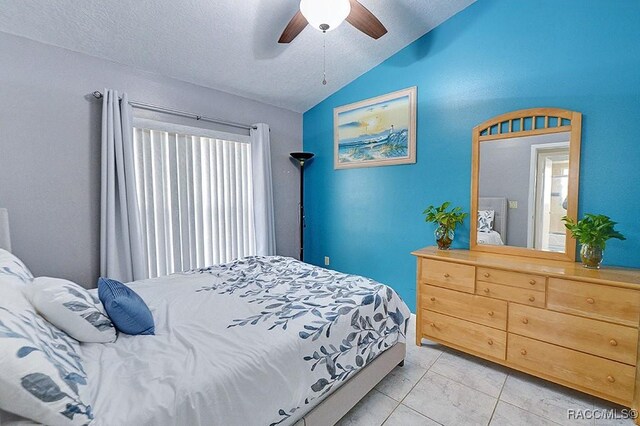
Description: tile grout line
xmin=389 ymin=321 xmax=445 ymax=425
xmin=374 ymin=346 xmax=442 ymax=425
xmin=383 ymin=343 xmax=445 ymax=425
xmin=396 ymin=322 xmax=485 ymax=424
xmin=500 ymin=370 xmax=595 ymax=424
xmin=379 ymin=335 xmax=439 ymax=425
xmin=397 ymin=403 xmax=445 ymax=426
xmin=493 ymin=399 xmax=564 ymax=426
xmin=409 ymin=329 xmax=512 ymax=422
xmin=426 ymin=367 xmax=505 ymax=401
xmin=486 ymin=371 xmax=509 ymax=425
xmin=376 ymin=388 xmax=401 ymax=426
xmin=495 ymin=374 xmax=584 ymax=425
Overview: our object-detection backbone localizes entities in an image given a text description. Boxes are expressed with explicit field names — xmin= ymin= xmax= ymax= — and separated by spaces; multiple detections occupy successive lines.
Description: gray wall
xmin=0 ymin=32 xmax=302 ymax=287
xmin=479 ymin=132 xmax=569 ymax=247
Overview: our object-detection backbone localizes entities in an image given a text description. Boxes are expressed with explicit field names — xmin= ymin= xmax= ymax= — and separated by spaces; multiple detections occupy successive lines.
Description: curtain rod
xmin=92 ymin=91 xmax=256 ymax=131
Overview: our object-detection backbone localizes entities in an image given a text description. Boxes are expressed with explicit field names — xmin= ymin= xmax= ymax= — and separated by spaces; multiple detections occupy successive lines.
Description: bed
xmin=0 ymin=254 xmax=409 ymax=426
xmin=477 ymin=197 xmax=508 ymax=246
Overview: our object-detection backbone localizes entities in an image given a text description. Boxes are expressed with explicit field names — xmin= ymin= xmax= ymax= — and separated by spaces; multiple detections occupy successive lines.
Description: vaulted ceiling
xmin=0 ymin=0 xmax=474 ymax=112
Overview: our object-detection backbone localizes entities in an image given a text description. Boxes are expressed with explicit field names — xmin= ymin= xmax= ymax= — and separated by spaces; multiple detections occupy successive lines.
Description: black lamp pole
xmin=290 ymin=152 xmax=314 ymax=261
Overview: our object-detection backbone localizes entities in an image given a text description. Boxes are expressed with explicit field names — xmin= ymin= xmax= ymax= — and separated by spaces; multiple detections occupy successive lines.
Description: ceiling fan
xmin=278 ymin=0 xmax=388 ymax=43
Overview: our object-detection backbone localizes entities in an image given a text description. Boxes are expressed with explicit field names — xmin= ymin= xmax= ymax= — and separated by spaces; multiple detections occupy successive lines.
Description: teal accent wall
xmin=303 ymin=0 xmax=640 ymax=312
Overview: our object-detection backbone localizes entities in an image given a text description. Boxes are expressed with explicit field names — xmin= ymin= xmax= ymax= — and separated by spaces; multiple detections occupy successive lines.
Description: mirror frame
xmin=470 ymin=108 xmax=582 ymax=262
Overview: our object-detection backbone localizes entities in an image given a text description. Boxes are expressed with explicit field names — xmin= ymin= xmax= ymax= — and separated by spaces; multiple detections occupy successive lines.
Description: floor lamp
xmin=290 ymin=152 xmax=314 ymax=261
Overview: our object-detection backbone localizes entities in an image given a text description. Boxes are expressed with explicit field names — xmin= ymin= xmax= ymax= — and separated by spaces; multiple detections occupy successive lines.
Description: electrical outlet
xmin=509 ymin=200 xmax=518 ymax=209
xmin=324 ymin=256 xmax=330 ymax=266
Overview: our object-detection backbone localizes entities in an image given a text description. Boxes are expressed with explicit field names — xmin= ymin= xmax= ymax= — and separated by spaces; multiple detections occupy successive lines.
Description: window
xmin=132 ymin=119 xmax=255 ymax=278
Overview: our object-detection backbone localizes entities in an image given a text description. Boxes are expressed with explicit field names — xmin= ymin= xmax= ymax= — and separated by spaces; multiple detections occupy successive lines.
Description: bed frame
xmin=294 ymin=343 xmax=406 ymax=426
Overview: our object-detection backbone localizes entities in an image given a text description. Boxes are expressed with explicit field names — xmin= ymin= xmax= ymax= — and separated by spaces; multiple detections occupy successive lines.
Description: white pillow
xmin=28 ymin=277 xmax=117 ymax=343
xmin=477 ymin=210 xmax=495 ymax=233
xmin=0 ymin=249 xmax=33 ymax=285
xmin=0 ymin=283 xmax=94 ymax=425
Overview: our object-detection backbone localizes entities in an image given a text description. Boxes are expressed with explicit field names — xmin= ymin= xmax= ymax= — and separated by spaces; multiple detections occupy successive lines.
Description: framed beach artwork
xmin=334 ymin=87 xmax=417 ymax=169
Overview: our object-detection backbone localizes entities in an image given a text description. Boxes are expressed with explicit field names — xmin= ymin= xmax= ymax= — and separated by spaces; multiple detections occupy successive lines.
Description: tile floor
xmin=336 ymin=315 xmax=636 ymax=426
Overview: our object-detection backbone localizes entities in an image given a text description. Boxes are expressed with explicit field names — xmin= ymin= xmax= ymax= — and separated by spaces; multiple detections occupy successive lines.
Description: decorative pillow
xmin=0 ymin=284 xmax=94 ymax=425
xmin=98 ymin=277 xmax=155 ymax=335
xmin=27 ymin=277 xmax=117 ymax=343
xmin=477 ymin=210 xmax=495 ymax=233
xmin=0 ymin=249 xmax=33 ymax=285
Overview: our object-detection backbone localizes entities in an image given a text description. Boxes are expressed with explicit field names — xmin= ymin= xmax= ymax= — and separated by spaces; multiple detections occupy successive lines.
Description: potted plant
xmin=562 ymin=214 xmax=626 ymax=269
xmin=423 ymin=202 xmax=468 ymax=250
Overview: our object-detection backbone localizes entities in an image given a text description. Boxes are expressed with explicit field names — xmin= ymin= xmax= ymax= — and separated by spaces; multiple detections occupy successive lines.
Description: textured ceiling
xmin=0 ymin=0 xmax=474 ymax=112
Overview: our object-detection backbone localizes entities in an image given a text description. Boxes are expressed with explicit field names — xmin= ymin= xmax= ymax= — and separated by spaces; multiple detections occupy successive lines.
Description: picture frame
xmin=334 ymin=87 xmax=417 ymax=170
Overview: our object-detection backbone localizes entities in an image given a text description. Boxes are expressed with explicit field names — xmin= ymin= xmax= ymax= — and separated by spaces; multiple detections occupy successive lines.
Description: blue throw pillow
xmin=98 ymin=277 xmax=155 ymax=335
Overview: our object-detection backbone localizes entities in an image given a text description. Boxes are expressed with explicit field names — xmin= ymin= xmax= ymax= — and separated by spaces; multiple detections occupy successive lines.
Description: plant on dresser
xmin=422 ymin=202 xmax=468 ymax=250
xmin=562 ymin=214 xmax=626 ymax=269
xmin=412 ymin=247 xmax=640 ymax=424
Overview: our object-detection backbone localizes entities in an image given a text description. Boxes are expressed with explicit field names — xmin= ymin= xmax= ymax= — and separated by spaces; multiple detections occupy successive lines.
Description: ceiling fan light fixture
xmin=300 ymin=0 xmax=351 ymax=32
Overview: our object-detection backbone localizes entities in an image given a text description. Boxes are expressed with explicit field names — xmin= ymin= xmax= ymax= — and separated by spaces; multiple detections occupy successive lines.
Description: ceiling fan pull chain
xmin=322 ymin=35 xmax=327 ymax=85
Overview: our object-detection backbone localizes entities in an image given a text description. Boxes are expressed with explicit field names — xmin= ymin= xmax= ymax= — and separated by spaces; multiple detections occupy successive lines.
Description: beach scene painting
xmin=334 ymin=87 xmax=416 ymax=169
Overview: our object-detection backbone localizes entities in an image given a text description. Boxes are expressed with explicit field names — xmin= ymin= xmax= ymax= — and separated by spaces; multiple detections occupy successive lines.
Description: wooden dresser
xmin=413 ymin=247 xmax=640 ymax=411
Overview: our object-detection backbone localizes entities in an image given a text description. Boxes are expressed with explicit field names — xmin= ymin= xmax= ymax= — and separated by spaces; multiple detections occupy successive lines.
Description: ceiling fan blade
xmin=278 ymin=11 xmax=308 ymax=43
xmin=346 ymin=0 xmax=388 ymax=39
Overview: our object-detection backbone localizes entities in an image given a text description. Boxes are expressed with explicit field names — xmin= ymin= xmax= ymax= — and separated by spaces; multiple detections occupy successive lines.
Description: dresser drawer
xmin=420 ymin=259 xmax=475 ymax=293
xmin=422 ymin=285 xmax=507 ymax=330
xmin=509 ymin=304 xmax=638 ymax=365
xmin=476 ymin=282 xmax=545 ymax=308
xmin=547 ymin=278 xmax=640 ymax=327
xmin=422 ymin=310 xmax=506 ymax=360
xmin=477 ymin=267 xmax=545 ymax=291
xmin=508 ymin=334 xmax=636 ymax=402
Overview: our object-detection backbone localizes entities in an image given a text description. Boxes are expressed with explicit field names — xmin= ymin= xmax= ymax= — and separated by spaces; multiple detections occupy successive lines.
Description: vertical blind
xmin=132 ymin=124 xmax=256 ymax=278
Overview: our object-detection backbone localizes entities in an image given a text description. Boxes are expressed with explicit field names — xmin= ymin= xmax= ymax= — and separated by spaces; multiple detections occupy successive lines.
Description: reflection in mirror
xmin=478 ymin=132 xmax=570 ymax=253
xmin=470 ymin=108 xmax=581 ymax=261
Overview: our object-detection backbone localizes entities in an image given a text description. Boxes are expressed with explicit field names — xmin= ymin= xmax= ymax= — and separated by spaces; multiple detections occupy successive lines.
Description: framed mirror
xmin=470 ymin=108 xmax=582 ymax=262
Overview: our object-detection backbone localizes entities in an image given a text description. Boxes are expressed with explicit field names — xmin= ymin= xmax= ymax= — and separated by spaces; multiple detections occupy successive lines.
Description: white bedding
xmin=79 ymin=256 xmax=409 ymax=426
xmin=477 ymin=230 xmax=504 ymax=245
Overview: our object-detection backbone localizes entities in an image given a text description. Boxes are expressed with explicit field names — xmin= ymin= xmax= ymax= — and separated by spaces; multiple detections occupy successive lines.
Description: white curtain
xmin=132 ymin=121 xmax=256 ymax=278
xmin=100 ymin=89 xmax=147 ymax=282
xmin=250 ymin=123 xmax=276 ymax=256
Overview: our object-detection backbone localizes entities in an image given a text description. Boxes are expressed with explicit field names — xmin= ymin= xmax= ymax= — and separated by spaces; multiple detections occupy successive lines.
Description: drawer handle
xmin=528 ymin=296 xmax=536 ymax=302
xmin=610 ymin=339 xmax=618 ymax=347
xmin=520 ymin=349 xmax=527 ymax=356
xmin=586 ymin=297 xmax=595 ymax=304
xmin=487 ymin=339 xmax=494 ymax=345
xmin=443 ymin=273 xmax=450 ymax=278
xmin=483 ymin=272 xmax=490 ymax=278
xmin=522 ymin=318 xmax=529 ymax=324
xmin=430 ymin=297 xmax=436 ymax=302
xmin=487 ymin=311 xmax=494 ymax=317
xmin=607 ymin=375 xmax=615 ymax=383
xmin=430 ymin=322 xmax=436 ymax=328
xmin=529 ymin=280 xmax=536 ymax=285
xmin=484 ymin=288 xmax=490 ymax=293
